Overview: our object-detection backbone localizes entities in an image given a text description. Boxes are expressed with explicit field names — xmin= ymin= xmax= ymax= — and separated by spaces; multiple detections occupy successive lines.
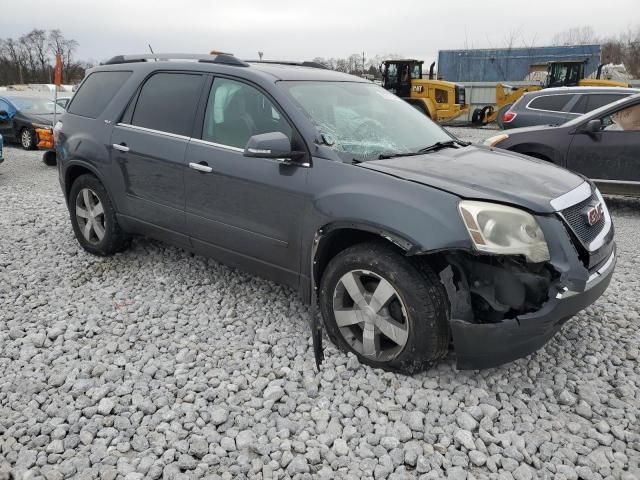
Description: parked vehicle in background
xmin=56 ymin=53 xmax=615 ymax=373
xmin=0 ymin=94 xmax=59 ymax=150
xmin=485 ymin=93 xmax=640 ymax=196
xmin=473 ymin=59 xmax=632 ymax=126
xmin=501 ymin=86 xmax=638 ymax=129
xmin=56 ymin=96 xmax=72 ymax=110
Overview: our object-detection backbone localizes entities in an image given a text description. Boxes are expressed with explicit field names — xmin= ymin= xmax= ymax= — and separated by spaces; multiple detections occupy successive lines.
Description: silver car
xmin=502 ymin=86 xmax=639 ymax=129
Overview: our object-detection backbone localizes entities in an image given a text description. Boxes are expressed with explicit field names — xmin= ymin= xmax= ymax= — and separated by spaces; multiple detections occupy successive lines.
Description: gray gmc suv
xmin=55 ymin=53 xmax=616 ymax=373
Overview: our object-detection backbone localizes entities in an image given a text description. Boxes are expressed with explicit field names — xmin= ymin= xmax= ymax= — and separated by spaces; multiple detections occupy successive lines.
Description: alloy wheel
xmin=21 ymin=129 xmax=33 ymax=149
xmin=332 ymin=269 xmax=409 ymax=361
xmin=75 ymin=188 xmax=106 ymax=244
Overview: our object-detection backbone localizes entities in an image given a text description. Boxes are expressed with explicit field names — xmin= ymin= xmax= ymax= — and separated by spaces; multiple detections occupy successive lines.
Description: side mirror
xmin=582 ymin=119 xmax=602 ymax=134
xmin=0 ymin=110 xmax=8 ymax=120
xmin=243 ymin=132 xmax=304 ymax=163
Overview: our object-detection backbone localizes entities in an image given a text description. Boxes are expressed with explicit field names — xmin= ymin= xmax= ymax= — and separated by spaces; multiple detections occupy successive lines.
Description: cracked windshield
xmin=281 ymin=81 xmax=453 ymax=161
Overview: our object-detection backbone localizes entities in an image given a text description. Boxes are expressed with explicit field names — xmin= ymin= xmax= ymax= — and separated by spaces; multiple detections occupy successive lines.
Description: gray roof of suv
xmin=523 ymin=86 xmax=640 ymax=98
xmin=98 ymin=54 xmax=368 ymax=84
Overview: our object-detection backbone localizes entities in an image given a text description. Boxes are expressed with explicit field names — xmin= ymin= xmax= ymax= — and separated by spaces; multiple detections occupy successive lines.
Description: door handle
xmin=112 ymin=143 xmax=129 ymax=152
xmin=189 ymin=162 xmax=213 ymax=173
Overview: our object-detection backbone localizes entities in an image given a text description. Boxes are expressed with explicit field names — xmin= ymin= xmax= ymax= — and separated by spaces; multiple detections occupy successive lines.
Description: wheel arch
xmin=507 ymin=143 xmax=558 ymax=165
xmin=64 ymin=161 xmax=110 ymax=202
xmin=310 ymin=222 xmax=421 ymax=304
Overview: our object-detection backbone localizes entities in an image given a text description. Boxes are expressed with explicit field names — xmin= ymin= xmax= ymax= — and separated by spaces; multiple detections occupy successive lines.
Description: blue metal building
xmin=437 ymin=44 xmax=602 ymax=82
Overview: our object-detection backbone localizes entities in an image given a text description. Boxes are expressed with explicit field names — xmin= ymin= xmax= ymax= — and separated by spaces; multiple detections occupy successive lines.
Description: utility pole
xmin=362 ymin=51 xmax=366 ymax=75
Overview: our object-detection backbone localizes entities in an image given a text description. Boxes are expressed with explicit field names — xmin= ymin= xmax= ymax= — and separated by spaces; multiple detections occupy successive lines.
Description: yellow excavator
xmin=381 ymin=59 xmax=468 ymax=123
xmin=473 ymin=60 xmax=632 ymax=126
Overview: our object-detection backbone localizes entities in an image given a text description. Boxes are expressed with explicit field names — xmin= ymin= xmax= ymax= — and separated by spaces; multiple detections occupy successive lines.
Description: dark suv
xmin=502 ymin=86 xmax=638 ymax=129
xmin=56 ymin=53 xmax=616 ymax=373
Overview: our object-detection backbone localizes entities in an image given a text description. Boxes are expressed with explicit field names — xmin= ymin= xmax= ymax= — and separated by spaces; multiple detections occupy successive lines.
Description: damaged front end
xmin=437 ymin=214 xmax=616 ymax=370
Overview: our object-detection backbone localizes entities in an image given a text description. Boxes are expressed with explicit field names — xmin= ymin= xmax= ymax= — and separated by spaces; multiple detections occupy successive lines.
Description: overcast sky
xmin=4 ymin=0 xmax=638 ymax=63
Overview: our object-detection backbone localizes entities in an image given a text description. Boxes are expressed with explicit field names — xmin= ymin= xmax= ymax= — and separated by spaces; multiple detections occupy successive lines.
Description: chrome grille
xmin=561 ymin=193 xmax=606 ymax=246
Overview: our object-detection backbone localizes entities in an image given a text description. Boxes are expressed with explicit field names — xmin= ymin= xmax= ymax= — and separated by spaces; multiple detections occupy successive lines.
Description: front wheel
xmin=20 ymin=128 xmax=36 ymax=150
xmin=68 ymin=174 xmax=130 ymax=256
xmin=319 ymin=242 xmax=450 ymax=373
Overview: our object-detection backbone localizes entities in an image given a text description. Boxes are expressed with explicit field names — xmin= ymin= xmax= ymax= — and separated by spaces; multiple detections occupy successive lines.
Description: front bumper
xmin=452 ymin=245 xmax=616 ymax=370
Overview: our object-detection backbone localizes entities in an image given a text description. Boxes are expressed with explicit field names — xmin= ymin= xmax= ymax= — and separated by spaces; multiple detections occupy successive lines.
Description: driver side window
xmin=603 ymin=103 xmax=640 ymax=132
xmin=202 ymin=78 xmax=292 ymax=149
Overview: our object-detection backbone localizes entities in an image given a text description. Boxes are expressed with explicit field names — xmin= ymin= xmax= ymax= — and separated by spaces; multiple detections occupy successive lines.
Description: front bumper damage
xmin=443 ymin=214 xmax=616 ymax=370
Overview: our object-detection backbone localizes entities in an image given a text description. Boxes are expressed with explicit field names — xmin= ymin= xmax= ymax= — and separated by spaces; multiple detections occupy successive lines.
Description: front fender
xmin=312 ymin=185 xmax=470 ymax=254
xmin=300 ymin=160 xmax=473 ymax=285
xmin=505 ymin=143 xmax=560 ymax=165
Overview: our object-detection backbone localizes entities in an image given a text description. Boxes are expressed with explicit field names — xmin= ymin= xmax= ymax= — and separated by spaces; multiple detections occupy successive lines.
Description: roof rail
xmin=103 ymin=53 xmax=249 ymax=67
xmin=246 ymin=60 xmax=328 ymax=70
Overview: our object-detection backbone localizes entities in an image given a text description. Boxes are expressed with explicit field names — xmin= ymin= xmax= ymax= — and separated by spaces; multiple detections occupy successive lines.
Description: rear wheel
xmin=20 ymin=128 xmax=36 ymax=150
xmin=319 ymin=242 xmax=449 ymax=373
xmin=68 ymin=174 xmax=130 ymax=256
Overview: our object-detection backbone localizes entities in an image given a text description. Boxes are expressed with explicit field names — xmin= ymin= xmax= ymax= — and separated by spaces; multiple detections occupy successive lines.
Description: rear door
xmin=566 ymin=101 xmax=640 ymax=182
xmin=110 ymin=71 xmax=206 ymax=242
xmin=184 ymin=76 xmax=309 ymax=286
xmin=527 ymin=93 xmax=575 ymax=125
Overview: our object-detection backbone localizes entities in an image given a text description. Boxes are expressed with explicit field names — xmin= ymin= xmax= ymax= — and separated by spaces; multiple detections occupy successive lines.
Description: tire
xmin=68 ymin=174 xmax=130 ymax=256
xmin=42 ymin=151 xmax=57 ymax=166
xmin=319 ymin=242 xmax=450 ymax=373
xmin=20 ymin=127 xmax=36 ymax=150
xmin=496 ymin=103 xmax=513 ymax=130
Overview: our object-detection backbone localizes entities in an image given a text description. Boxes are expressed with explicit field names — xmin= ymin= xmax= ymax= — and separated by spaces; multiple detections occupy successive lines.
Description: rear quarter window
xmin=528 ymin=94 xmax=573 ymax=112
xmin=67 ymin=71 xmax=132 ymax=118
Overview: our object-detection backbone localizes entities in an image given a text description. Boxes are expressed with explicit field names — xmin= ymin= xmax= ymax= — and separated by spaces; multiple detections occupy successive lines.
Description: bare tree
xmin=552 ymin=26 xmax=598 ymax=46
xmin=0 ymin=28 xmax=84 ymax=86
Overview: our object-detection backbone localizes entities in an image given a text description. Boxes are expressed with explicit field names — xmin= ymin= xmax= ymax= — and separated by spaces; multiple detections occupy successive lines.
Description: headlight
xmin=483 ymin=134 xmax=509 ymax=147
xmin=459 ymin=201 xmax=550 ymax=263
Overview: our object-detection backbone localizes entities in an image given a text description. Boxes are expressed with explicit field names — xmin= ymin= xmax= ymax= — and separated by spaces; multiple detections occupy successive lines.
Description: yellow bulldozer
xmin=472 ymin=60 xmax=631 ymax=126
xmin=380 ymin=59 xmax=468 ymax=123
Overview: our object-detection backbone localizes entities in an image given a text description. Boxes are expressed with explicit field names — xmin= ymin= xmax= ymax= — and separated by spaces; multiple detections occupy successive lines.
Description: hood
xmin=359 ymin=145 xmax=583 ymax=213
xmin=21 ymin=112 xmax=54 ymax=127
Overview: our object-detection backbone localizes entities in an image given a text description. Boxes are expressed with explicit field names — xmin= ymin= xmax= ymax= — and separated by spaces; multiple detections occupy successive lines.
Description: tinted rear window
xmin=528 ymin=94 xmax=573 ymax=112
xmin=131 ymin=73 xmax=203 ymax=136
xmin=67 ymin=71 xmax=132 ymax=118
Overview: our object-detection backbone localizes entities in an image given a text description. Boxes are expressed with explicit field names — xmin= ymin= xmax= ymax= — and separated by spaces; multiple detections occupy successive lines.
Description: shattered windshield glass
xmin=279 ymin=81 xmax=453 ymax=161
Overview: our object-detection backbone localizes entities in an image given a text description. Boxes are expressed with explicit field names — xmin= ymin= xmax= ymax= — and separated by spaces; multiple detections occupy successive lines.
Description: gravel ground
xmin=446 ymin=126 xmax=498 ymax=145
xmin=1 ymin=136 xmax=639 ymax=480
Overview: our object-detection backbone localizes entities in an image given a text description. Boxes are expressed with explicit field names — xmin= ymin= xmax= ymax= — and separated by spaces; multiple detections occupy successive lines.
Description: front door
xmin=110 ymin=71 xmax=205 ymax=242
xmin=184 ymin=77 xmax=309 ymax=287
xmin=566 ymin=102 xmax=640 ymax=183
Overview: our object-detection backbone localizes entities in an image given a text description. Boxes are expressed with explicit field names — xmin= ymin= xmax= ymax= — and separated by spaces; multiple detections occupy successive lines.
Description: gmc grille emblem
xmin=585 ymin=202 xmax=604 ymax=226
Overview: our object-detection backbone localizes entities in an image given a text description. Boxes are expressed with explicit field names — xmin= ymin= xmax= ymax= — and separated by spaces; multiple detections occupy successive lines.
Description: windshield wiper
xmin=416 ymin=140 xmax=470 ymax=154
xmin=378 ymin=140 xmax=470 ymax=160
xmin=378 ymin=151 xmax=423 ymax=160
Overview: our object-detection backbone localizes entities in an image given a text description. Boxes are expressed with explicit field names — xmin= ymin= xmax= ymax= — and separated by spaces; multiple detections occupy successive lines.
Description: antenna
xmin=148 ymin=44 xmax=155 ymax=54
